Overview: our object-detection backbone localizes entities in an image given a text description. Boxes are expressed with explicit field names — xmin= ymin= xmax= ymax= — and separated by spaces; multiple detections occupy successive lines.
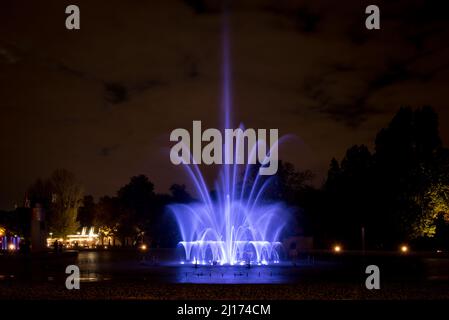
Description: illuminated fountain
xmin=168 ymin=12 xmax=290 ymax=266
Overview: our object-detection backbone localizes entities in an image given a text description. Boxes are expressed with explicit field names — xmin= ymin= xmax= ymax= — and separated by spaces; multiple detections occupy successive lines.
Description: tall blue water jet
xmin=168 ymin=10 xmax=290 ymax=265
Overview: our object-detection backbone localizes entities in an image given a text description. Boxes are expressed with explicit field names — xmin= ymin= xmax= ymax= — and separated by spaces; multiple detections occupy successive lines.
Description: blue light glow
xmin=168 ymin=13 xmax=290 ymax=266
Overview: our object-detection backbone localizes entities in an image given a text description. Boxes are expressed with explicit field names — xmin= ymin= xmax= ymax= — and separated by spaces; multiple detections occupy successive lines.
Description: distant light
xmin=140 ymin=244 xmax=147 ymax=251
xmin=436 ymin=250 xmax=443 ymax=253
xmin=104 ymin=246 xmax=108 ymax=249
xmin=400 ymin=245 xmax=409 ymax=253
xmin=333 ymin=245 xmax=342 ymax=253
xmin=180 ymin=261 xmax=185 ymax=265
xmin=8 ymin=244 xmax=16 ymax=251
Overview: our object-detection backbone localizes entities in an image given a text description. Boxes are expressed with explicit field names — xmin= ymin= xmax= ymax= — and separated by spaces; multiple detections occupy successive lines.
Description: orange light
xmin=140 ymin=244 xmax=147 ymax=251
xmin=400 ymin=245 xmax=408 ymax=253
xmin=8 ymin=243 xmax=16 ymax=251
xmin=333 ymin=245 xmax=342 ymax=253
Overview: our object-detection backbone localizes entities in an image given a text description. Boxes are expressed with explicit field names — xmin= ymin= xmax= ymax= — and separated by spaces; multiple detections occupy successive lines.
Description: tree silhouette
xmin=47 ymin=169 xmax=83 ymax=236
xmin=322 ymin=107 xmax=449 ymax=249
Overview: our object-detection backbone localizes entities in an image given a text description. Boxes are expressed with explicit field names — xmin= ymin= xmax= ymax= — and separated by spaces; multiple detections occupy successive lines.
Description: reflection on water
xmin=77 ymin=251 xmax=116 ymax=282
xmin=174 ymin=265 xmax=292 ymax=284
xmin=75 ymin=251 xmax=301 ymax=284
xmin=425 ymin=258 xmax=449 ymax=281
xmin=62 ymin=251 xmax=449 ymax=284
xmin=1 ymin=250 xmax=449 ymax=284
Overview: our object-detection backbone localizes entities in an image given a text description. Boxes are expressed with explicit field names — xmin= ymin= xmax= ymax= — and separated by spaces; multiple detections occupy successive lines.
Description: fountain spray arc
xmin=168 ymin=11 xmax=289 ymax=266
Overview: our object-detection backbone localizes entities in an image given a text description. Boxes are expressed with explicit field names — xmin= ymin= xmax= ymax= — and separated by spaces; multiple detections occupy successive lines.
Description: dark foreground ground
xmin=1 ymin=250 xmax=448 ymax=300
xmin=1 ymin=279 xmax=449 ymax=300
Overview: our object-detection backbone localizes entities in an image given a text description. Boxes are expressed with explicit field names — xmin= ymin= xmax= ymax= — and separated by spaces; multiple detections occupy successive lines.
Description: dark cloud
xmin=323 ymin=104 xmax=383 ymax=129
xmin=181 ymin=55 xmax=200 ymax=79
xmin=104 ymin=82 xmax=128 ymax=104
xmin=346 ymin=23 xmax=371 ymax=46
xmin=56 ymin=63 xmax=92 ymax=80
xmin=183 ymin=0 xmax=222 ymax=14
xmin=131 ymin=80 xmax=167 ymax=95
xmin=301 ymin=72 xmax=385 ymax=128
xmin=99 ymin=145 xmax=119 ymax=157
xmin=294 ymin=6 xmax=321 ymax=33
xmin=183 ymin=0 xmax=208 ymax=14
xmin=302 ymin=60 xmax=412 ymax=127
xmin=0 ymin=46 xmax=19 ymax=64
xmin=104 ymin=79 xmax=167 ymax=105
xmin=370 ymin=62 xmax=409 ymax=89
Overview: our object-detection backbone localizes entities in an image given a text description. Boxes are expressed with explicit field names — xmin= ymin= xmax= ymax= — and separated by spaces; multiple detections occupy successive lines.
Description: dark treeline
xmin=304 ymin=106 xmax=449 ymax=250
xmin=1 ymin=106 xmax=448 ymax=250
xmin=29 ymin=174 xmax=192 ymax=248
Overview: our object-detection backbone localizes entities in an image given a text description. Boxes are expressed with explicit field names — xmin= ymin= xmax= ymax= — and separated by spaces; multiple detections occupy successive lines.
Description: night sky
xmin=1 ymin=0 xmax=448 ymax=209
